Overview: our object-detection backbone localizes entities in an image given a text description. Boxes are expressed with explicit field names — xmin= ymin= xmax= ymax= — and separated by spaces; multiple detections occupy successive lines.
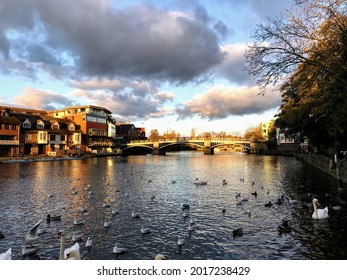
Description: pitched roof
xmin=0 ymin=115 xmax=21 ymax=125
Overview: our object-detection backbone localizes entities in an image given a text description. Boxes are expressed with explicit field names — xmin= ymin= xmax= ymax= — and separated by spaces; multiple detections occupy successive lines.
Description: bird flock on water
xmin=0 ymin=170 xmax=337 ymax=261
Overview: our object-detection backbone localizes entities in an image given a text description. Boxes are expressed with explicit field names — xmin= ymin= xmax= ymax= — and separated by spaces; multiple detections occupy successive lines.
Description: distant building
xmin=259 ymin=120 xmax=275 ymax=139
xmin=48 ymin=105 xmax=116 ymax=154
xmin=0 ymin=108 xmax=21 ymax=157
xmin=116 ymin=123 xmax=146 ymax=143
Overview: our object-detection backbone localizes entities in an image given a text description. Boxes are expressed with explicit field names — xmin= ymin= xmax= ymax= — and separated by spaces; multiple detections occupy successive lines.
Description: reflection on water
xmin=0 ymin=152 xmax=347 ymax=260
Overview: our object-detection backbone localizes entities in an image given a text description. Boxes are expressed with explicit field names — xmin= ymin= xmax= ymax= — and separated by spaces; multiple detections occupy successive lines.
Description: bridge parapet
xmin=126 ymin=137 xmax=251 ymax=155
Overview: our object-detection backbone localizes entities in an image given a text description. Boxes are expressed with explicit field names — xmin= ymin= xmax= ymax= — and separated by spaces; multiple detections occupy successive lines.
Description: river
xmin=0 ymin=152 xmax=346 ymax=260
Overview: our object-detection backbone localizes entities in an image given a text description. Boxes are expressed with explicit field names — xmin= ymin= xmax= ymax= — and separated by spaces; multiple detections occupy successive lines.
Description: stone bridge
xmin=123 ymin=137 xmax=251 ymax=155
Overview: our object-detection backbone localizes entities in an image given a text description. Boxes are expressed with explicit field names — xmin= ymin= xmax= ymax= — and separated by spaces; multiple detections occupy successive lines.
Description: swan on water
xmin=59 ymin=231 xmax=81 ymax=260
xmin=25 ymin=220 xmax=42 ymax=242
xmin=0 ymin=248 xmax=11 ymax=260
xmin=312 ymin=198 xmax=329 ymax=219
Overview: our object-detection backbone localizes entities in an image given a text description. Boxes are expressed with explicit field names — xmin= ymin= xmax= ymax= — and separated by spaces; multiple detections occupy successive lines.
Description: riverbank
xmin=0 ymin=154 xmax=85 ymax=164
xmin=295 ymin=152 xmax=347 ymax=184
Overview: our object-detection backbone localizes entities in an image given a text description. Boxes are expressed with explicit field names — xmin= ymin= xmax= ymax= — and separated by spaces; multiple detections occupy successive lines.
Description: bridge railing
xmin=129 ymin=137 xmax=250 ymax=144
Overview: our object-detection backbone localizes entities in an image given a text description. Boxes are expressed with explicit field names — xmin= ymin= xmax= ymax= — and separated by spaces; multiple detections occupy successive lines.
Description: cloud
xmin=216 ymin=44 xmax=256 ymax=85
xmin=0 ymin=0 xmax=224 ymax=83
xmin=12 ymin=87 xmax=75 ymax=110
xmin=69 ymin=79 xmax=175 ymax=120
xmin=176 ymin=85 xmax=281 ymax=120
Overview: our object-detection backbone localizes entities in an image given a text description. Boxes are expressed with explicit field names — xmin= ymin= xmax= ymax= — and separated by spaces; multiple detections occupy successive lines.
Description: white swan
xmin=113 ymin=243 xmax=127 ymax=254
xmin=0 ymin=248 xmax=11 ymax=260
xmin=312 ymin=198 xmax=329 ymax=219
xmin=59 ymin=231 xmax=81 ymax=260
xmin=25 ymin=220 xmax=42 ymax=242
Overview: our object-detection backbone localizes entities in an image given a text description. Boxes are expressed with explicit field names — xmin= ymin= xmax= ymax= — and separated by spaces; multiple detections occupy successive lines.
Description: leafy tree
xmin=246 ymin=0 xmax=347 ymax=150
xmin=148 ymin=129 xmax=160 ymax=140
xmin=244 ymin=126 xmax=263 ymax=139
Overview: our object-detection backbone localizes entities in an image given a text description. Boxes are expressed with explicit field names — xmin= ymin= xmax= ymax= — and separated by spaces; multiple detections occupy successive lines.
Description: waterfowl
xmin=141 ymin=225 xmax=151 ymax=234
xmin=80 ymin=206 xmax=89 ymax=213
xmin=113 ymin=243 xmax=127 ymax=254
xmin=65 ymin=243 xmax=81 ymax=260
xmin=59 ymin=231 xmax=81 ymax=260
xmin=131 ymin=211 xmax=140 ymax=219
xmin=73 ymin=218 xmax=84 ymax=225
xmin=189 ymin=217 xmax=195 ymax=225
xmin=182 ymin=204 xmax=190 ymax=210
xmin=222 ymin=208 xmax=226 ymax=214
xmin=22 ymin=246 xmax=38 ymax=257
xmin=233 ymin=227 xmax=243 ymax=237
xmin=251 ymin=191 xmax=257 ymax=197
xmin=264 ymin=201 xmax=273 ymax=207
xmin=46 ymin=214 xmax=61 ymax=223
xmin=25 ymin=220 xmax=42 ymax=242
xmin=0 ymin=248 xmax=11 ymax=260
xmin=177 ymin=236 xmax=185 ymax=246
xmin=155 ymin=253 xmax=166 ymax=260
xmin=72 ymin=233 xmax=83 ymax=242
xmin=188 ymin=224 xmax=195 ymax=232
xmin=85 ymin=237 xmax=93 ymax=248
xmin=104 ymin=221 xmax=111 ymax=228
xmin=312 ymin=198 xmax=329 ymax=219
xmin=102 ymin=202 xmax=111 ymax=208
xmin=182 ymin=209 xmax=189 ymax=218
xmin=112 ymin=209 xmax=119 ymax=215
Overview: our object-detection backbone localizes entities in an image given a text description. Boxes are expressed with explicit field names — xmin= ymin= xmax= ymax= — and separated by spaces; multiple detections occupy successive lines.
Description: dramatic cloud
xmin=176 ymin=85 xmax=281 ymax=120
xmin=13 ymin=88 xmax=75 ymax=110
xmin=216 ymin=44 xmax=255 ymax=85
xmin=69 ymin=77 xmax=175 ymax=120
xmin=0 ymin=0 xmax=224 ymax=83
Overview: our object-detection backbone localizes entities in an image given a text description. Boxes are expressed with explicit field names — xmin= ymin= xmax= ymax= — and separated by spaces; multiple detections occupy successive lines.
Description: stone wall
xmin=296 ymin=152 xmax=347 ymax=184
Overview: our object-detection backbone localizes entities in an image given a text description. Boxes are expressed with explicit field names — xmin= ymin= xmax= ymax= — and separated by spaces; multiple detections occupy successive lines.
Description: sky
xmin=0 ymin=0 xmax=294 ymax=136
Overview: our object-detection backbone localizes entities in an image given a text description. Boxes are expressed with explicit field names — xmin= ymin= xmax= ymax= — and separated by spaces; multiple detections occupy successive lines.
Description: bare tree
xmin=245 ymin=0 xmax=347 ymax=94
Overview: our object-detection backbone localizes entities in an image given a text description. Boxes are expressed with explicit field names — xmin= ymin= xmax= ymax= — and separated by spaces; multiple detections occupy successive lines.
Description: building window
xmin=50 ymin=134 xmax=56 ymax=141
xmin=5 ymin=124 xmax=9 ymax=130
xmin=52 ymin=122 xmax=59 ymax=130
xmin=61 ymin=135 xmax=66 ymax=141
xmin=12 ymin=125 xmax=17 ymax=130
xmin=37 ymin=121 xmax=44 ymax=129
xmin=23 ymin=119 xmax=31 ymax=128
xmin=26 ymin=134 xmax=32 ymax=140
xmin=68 ymin=124 xmax=75 ymax=131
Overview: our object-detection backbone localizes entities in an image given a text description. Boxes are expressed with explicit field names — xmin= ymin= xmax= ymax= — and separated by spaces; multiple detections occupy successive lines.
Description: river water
xmin=0 ymin=152 xmax=346 ymax=260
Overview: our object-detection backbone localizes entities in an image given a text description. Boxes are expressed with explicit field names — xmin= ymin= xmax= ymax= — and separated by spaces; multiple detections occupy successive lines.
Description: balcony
xmin=0 ymin=140 xmax=20 ymax=145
